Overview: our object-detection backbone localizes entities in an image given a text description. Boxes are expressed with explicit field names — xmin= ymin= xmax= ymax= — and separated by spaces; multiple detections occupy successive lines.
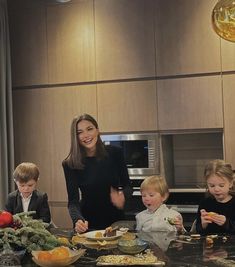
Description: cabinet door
xmin=95 ymin=0 xmax=155 ymax=80
xmin=50 ymin=205 xmax=73 ymax=228
xmin=221 ymin=39 xmax=235 ymax=71
xmin=223 ymin=77 xmax=235 ymax=166
xmin=157 ymin=76 xmax=223 ymax=130
xmin=155 ymin=0 xmax=220 ymax=76
xmin=8 ymin=0 xmax=48 ymax=86
xmin=97 ymin=81 xmax=158 ymax=132
xmin=47 ymin=0 xmax=96 ymax=84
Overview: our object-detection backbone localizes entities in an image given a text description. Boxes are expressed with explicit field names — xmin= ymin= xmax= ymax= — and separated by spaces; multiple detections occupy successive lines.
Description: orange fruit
xmin=37 ymin=251 xmax=52 ymax=261
xmin=58 ymin=237 xmax=70 ymax=245
xmin=208 ymin=212 xmax=216 ymax=217
xmin=51 ymin=246 xmax=70 ymax=260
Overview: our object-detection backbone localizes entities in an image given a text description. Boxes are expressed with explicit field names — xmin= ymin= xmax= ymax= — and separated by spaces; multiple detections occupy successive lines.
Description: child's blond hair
xmin=13 ymin=162 xmax=39 ymax=183
xmin=140 ymin=175 xmax=169 ymax=201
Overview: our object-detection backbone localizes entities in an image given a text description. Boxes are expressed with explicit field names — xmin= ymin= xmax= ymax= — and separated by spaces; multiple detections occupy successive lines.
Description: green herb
xmin=0 ymin=211 xmax=73 ymax=252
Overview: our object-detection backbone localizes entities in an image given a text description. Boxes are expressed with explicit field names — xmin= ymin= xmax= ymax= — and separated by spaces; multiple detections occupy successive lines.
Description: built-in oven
xmin=101 ymin=133 xmax=160 ymax=177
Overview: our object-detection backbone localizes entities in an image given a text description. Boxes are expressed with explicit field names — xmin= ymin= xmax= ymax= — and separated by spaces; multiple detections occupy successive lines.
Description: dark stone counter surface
xmin=19 ymin=230 xmax=235 ymax=267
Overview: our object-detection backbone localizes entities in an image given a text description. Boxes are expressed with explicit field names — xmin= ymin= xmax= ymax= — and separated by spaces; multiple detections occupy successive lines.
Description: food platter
xmin=84 ymin=230 xmax=123 ymax=241
xmin=72 ymin=234 xmax=119 ymax=250
xmin=96 ymin=254 xmax=165 ymax=266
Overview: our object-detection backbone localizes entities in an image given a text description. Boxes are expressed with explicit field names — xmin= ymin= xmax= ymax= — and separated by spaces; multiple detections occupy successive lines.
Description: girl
xmin=136 ymin=175 xmax=185 ymax=233
xmin=196 ymin=159 xmax=235 ymax=235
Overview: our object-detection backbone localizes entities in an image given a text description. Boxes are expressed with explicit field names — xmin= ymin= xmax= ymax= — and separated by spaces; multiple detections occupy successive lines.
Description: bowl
xmin=31 ymin=247 xmax=86 ymax=267
xmin=117 ymin=238 xmax=148 ymax=254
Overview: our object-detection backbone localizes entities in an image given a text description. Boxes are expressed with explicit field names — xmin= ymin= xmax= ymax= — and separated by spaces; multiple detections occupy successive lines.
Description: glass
xmin=212 ymin=0 xmax=235 ymax=42
xmin=108 ymin=140 xmax=148 ymax=168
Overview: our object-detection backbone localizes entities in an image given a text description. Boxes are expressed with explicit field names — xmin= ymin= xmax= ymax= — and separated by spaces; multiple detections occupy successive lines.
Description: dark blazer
xmin=5 ymin=189 xmax=51 ymax=223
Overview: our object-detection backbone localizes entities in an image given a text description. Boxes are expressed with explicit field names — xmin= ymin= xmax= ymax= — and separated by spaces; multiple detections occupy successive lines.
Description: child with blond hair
xmin=136 ymin=175 xmax=185 ymax=233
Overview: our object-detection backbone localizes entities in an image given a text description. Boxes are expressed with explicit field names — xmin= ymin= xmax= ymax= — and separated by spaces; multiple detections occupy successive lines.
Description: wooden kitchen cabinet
xmin=157 ymin=76 xmax=223 ymax=130
xmin=155 ymin=0 xmax=221 ymax=76
xmin=95 ymin=0 xmax=156 ymax=81
xmin=46 ymin=0 xmax=96 ymax=84
xmin=221 ymin=39 xmax=235 ymax=71
xmin=97 ymin=81 xmax=158 ymax=132
xmin=50 ymin=205 xmax=73 ymax=228
xmin=222 ymin=77 xmax=235 ymax=167
xmin=8 ymin=0 xmax=48 ymax=86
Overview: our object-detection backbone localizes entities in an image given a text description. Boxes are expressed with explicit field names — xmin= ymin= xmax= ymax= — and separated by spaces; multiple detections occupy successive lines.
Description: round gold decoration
xmin=212 ymin=0 xmax=235 ymax=42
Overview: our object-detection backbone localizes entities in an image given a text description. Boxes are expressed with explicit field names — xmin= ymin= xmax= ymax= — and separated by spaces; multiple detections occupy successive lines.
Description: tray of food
xmin=96 ymin=250 xmax=165 ymax=266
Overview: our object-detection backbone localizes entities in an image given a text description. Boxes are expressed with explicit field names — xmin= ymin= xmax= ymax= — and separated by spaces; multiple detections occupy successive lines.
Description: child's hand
xmin=200 ymin=209 xmax=211 ymax=229
xmin=173 ymin=215 xmax=185 ymax=233
xmin=209 ymin=213 xmax=226 ymax=226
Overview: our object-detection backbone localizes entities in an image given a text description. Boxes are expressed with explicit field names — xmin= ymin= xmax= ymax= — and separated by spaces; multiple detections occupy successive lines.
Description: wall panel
xmin=97 ymin=81 xmax=158 ymax=132
xmin=222 ymin=76 xmax=235 ymax=166
xmin=157 ymin=76 xmax=223 ymax=130
xmin=95 ymin=0 xmax=155 ymax=80
xmin=47 ymin=0 xmax=96 ymax=84
xmin=155 ymin=0 xmax=220 ymax=76
xmin=8 ymin=0 xmax=48 ymax=86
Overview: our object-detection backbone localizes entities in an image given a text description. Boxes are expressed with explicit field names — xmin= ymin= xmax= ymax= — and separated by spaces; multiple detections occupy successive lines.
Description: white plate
xmin=84 ymin=230 xmax=123 ymax=241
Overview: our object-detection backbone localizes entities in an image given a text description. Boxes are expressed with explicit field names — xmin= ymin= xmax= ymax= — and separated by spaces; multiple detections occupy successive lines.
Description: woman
xmin=62 ymin=114 xmax=132 ymax=233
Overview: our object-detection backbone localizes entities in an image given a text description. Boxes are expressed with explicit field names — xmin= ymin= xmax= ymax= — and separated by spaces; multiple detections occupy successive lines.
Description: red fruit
xmin=0 ymin=211 xmax=13 ymax=227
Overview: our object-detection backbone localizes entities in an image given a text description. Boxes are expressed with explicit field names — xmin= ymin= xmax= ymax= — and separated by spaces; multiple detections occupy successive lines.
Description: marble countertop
xmin=21 ymin=230 xmax=235 ymax=267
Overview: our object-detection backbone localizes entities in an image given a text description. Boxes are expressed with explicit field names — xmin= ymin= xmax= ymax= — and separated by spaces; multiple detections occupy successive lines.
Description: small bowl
xmin=117 ymin=238 xmax=148 ymax=254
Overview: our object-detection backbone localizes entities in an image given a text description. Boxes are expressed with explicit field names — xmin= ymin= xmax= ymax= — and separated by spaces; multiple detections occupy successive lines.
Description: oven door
xmin=101 ymin=133 xmax=160 ymax=176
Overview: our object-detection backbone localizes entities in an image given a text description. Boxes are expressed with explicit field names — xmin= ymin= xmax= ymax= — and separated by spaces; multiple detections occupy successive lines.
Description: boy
xmin=136 ymin=175 xmax=185 ymax=233
xmin=5 ymin=162 xmax=51 ymax=223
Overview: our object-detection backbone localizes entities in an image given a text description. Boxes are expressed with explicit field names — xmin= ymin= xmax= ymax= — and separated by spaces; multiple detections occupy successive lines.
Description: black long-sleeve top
xmin=62 ymin=145 xmax=132 ymax=230
xmin=196 ymin=195 xmax=235 ymax=235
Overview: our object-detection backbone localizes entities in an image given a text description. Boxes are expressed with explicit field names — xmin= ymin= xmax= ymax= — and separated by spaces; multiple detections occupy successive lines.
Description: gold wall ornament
xmin=212 ymin=0 xmax=235 ymax=42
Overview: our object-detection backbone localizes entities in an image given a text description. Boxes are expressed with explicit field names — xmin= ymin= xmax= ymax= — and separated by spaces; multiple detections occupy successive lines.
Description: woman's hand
xmin=75 ymin=219 xmax=88 ymax=233
xmin=110 ymin=187 xmax=125 ymax=209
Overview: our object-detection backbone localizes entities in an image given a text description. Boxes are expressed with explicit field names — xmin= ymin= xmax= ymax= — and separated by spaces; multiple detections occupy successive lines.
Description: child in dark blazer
xmin=5 ymin=162 xmax=51 ymax=223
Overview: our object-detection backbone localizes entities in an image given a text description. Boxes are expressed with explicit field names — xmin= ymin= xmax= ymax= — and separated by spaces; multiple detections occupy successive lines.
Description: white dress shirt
xmin=135 ymin=204 xmax=182 ymax=232
xmin=20 ymin=193 xmax=32 ymax=212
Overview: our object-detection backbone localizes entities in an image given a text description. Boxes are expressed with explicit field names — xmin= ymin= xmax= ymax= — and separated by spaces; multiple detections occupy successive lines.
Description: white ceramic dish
xmin=84 ymin=230 xmax=123 ymax=241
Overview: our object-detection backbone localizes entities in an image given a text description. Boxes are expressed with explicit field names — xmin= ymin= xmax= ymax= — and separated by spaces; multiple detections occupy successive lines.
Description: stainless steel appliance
xmin=101 ymin=133 xmax=160 ymax=221
xmin=101 ymin=133 xmax=160 ymax=177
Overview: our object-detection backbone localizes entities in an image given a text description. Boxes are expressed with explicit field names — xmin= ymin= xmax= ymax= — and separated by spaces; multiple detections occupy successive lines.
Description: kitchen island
xmin=19 ymin=230 xmax=235 ymax=267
